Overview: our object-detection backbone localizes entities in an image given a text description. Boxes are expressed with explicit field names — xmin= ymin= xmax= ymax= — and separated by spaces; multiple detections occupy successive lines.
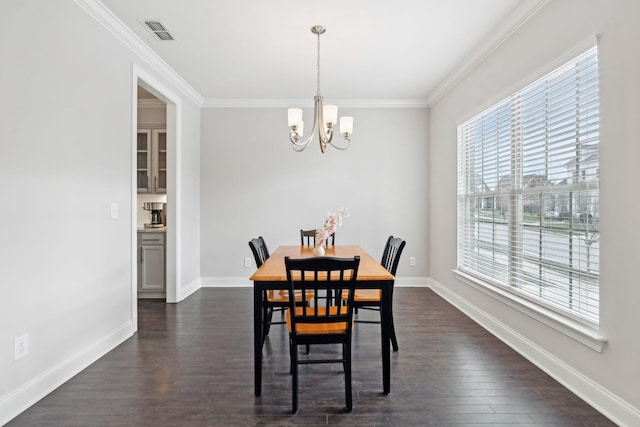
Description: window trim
xmin=453 ymin=269 xmax=607 ymax=352
xmin=455 ymin=39 xmax=606 ymax=350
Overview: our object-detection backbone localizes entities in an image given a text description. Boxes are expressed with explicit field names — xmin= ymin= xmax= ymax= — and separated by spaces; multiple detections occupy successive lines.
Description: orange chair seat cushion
xmin=286 ymin=306 xmax=351 ymax=334
xmin=341 ymin=289 xmax=381 ymax=302
xmin=266 ymin=289 xmax=314 ymax=303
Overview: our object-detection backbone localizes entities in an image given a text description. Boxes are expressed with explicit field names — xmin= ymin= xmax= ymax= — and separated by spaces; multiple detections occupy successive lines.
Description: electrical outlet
xmin=409 ymin=256 xmax=416 ymax=267
xmin=244 ymin=257 xmax=251 ymax=268
xmin=14 ymin=334 xmax=28 ymax=360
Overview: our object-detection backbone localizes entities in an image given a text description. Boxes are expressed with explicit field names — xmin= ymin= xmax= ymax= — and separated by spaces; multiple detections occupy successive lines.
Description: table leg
xmin=381 ymin=281 xmax=391 ymax=394
xmin=254 ymin=284 xmax=263 ymax=397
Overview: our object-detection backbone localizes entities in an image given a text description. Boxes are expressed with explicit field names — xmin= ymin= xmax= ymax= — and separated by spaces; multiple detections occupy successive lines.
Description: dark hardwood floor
xmin=7 ymin=288 xmax=615 ymax=426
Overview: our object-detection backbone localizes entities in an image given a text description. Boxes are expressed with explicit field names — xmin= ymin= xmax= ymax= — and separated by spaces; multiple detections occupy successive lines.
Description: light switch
xmin=110 ymin=203 xmax=119 ymax=219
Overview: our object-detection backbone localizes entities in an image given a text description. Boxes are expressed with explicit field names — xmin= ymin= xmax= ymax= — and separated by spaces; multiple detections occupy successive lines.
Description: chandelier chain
xmin=316 ymin=32 xmax=321 ymax=96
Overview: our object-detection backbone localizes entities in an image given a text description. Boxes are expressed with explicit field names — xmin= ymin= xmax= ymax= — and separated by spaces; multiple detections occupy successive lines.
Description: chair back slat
xmin=300 ymin=229 xmax=316 ymax=246
xmin=300 ymin=229 xmax=335 ymax=247
xmin=248 ymin=236 xmax=269 ymax=268
xmin=380 ymin=236 xmax=406 ymax=276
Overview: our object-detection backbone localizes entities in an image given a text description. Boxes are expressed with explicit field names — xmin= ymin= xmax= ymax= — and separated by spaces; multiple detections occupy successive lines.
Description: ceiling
xmin=100 ymin=0 xmax=543 ymax=105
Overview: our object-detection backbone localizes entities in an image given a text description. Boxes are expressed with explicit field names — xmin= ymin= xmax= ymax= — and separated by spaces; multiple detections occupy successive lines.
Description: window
xmin=457 ymin=46 xmax=600 ymax=324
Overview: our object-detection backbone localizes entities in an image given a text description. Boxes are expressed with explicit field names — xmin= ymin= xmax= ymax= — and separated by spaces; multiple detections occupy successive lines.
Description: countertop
xmin=137 ymin=226 xmax=166 ymax=233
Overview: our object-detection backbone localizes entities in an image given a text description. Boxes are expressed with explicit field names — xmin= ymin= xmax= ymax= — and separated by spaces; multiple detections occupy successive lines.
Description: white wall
xmin=428 ymin=0 xmax=640 ymax=424
xmin=0 ymin=1 xmax=201 ymax=423
xmin=200 ymin=107 xmax=429 ymax=283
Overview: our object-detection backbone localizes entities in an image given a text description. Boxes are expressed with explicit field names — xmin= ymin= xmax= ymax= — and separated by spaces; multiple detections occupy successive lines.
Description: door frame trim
xmin=132 ymin=64 xmax=182 ymax=328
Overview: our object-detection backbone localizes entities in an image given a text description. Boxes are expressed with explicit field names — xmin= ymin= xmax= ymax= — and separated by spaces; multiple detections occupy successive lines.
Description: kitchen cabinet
xmin=137 ymin=129 xmax=166 ymax=193
xmin=137 ymin=231 xmax=165 ymax=298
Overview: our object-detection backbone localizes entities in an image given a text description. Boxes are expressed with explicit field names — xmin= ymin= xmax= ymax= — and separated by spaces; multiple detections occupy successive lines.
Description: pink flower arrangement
xmin=315 ymin=208 xmax=349 ymax=247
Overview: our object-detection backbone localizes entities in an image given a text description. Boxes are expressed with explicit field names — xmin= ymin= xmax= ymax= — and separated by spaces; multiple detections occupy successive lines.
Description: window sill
xmin=452 ymin=269 xmax=607 ymax=353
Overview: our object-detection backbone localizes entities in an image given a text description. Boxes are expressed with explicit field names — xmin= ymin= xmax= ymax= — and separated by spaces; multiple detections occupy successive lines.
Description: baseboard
xmin=428 ymin=278 xmax=640 ymax=427
xmin=395 ymin=277 xmax=430 ymax=287
xmin=200 ymin=277 xmax=252 ymax=287
xmin=176 ymin=277 xmax=202 ymax=302
xmin=0 ymin=320 xmax=135 ymax=426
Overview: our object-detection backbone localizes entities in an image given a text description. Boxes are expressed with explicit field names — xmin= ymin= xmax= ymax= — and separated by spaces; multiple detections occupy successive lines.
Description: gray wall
xmin=200 ymin=107 xmax=429 ymax=283
xmin=428 ymin=0 xmax=640 ymax=423
xmin=0 ymin=0 xmax=201 ymax=421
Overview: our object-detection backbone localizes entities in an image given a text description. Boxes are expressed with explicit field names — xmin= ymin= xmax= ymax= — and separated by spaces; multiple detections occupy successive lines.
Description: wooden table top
xmin=249 ymin=245 xmax=394 ymax=282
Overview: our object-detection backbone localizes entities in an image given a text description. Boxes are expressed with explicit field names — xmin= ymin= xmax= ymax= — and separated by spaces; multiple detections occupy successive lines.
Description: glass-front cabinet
xmin=137 ymin=129 xmax=166 ymax=193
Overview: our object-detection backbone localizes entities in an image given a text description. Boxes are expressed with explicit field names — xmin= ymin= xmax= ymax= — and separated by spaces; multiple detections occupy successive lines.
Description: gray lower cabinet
xmin=137 ymin=232 xmax=166 ymax=298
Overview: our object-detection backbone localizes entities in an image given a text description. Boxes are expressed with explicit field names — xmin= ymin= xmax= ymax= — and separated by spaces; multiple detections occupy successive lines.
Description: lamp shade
xmin=288 ymin=108 xmax=303 ymax=127
xmin=323 ymin=105 xmax=338 ymax=124
xmin=339 ymin=116 xmax=353 ymax=135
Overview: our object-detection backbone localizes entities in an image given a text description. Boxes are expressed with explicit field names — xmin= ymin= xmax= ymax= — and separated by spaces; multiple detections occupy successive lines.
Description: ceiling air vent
xmin=141 ymin=20 xmax=175 ymax=41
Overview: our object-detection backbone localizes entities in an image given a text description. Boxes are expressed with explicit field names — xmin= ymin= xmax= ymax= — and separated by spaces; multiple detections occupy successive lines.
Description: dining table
xmin=249 ymin=245 xmax=395 ymax=397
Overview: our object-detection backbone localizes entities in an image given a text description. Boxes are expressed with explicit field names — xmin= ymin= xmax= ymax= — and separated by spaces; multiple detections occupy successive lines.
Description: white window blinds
xmin=457 ymin=46 xmax=600 ymax=323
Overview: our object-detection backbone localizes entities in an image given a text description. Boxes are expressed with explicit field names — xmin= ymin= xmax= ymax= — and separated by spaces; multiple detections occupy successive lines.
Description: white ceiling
xmin=100 ymin=0 xmax=543 ymax=105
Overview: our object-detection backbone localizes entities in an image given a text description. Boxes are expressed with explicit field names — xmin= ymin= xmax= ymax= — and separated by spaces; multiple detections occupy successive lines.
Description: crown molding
xmin=201 ymin=98 xmax=429 ymax=109
xmin=74 ymin=0 xmax=204 ymax=106
xmin=424 ymin=0 xmax=550 ymax=106
xmin=75 ymin=0 xmax=548 ymax=110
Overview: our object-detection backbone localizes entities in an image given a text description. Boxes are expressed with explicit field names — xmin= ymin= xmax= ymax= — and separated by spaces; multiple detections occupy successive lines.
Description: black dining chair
xmin=342 ymin=236 xmax=406 ymax=351
xmin=300 ymin=229 xmax=335 ymax=246
xmin=249 ymin=237 xmax=278 ymax=341
xmin=249 ymin=236 xmax=314 ymax=345
xmin=285 ymin=255 xmax=360 ymax=413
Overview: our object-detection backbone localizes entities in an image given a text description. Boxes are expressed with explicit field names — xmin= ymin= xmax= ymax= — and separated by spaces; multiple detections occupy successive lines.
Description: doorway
xmin=132 ymin=65 xmax=181 ymax=330
xmin=136 ymin=86 xmax=167 ymax=300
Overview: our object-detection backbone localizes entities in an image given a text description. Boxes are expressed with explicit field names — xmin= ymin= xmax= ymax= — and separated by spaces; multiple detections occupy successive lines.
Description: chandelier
xmin=287 ymin=26 xmax=353 ymax=153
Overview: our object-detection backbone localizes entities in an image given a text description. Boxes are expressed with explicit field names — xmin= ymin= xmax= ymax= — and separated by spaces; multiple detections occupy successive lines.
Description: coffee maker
xmin=143 ymin=202 xmax=166 ymax=228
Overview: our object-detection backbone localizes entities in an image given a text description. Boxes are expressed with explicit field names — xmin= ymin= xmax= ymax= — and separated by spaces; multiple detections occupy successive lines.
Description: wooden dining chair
xmin=248 ymin=237 xmax=279 ymax=341
xmin=300 ymin=229 xmax=335 ymax=246
xmin=285 ymin=256 xmax=360 ymax=413
xmin=249 ymin=237 xmax=314 ymax=346
xmin=342 ymin=236 xmax=406 ymax=351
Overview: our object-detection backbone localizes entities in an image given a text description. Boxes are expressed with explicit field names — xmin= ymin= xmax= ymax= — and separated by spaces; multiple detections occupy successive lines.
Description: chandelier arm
xmin=316 ymin=96 xmax=333 ymax=147
xmin=292 ymin=141 xmax=308 ymax=152
xmin=326 ymin=138 xmax=351 ymax=150
xmin=320 ymin=125 xmax=333 ymax=144
xmin=290 ymin=131 xmax=309 ymax=147
xmin=291 ymin=129 xmax=314 ymax=148
xmin=290 ymin=100 xmax=320 ymax=150
xmin=315 ymin=97 xmax=326 ymax=153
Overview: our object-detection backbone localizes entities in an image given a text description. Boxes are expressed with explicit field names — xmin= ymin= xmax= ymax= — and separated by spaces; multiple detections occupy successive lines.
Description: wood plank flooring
xmin=7 ymin=288 xmax=615 ymax=426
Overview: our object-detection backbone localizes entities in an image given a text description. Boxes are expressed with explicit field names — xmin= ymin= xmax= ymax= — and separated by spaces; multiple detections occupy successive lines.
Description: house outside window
xmin=456 ymin=46 xmax=600 ymax=324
